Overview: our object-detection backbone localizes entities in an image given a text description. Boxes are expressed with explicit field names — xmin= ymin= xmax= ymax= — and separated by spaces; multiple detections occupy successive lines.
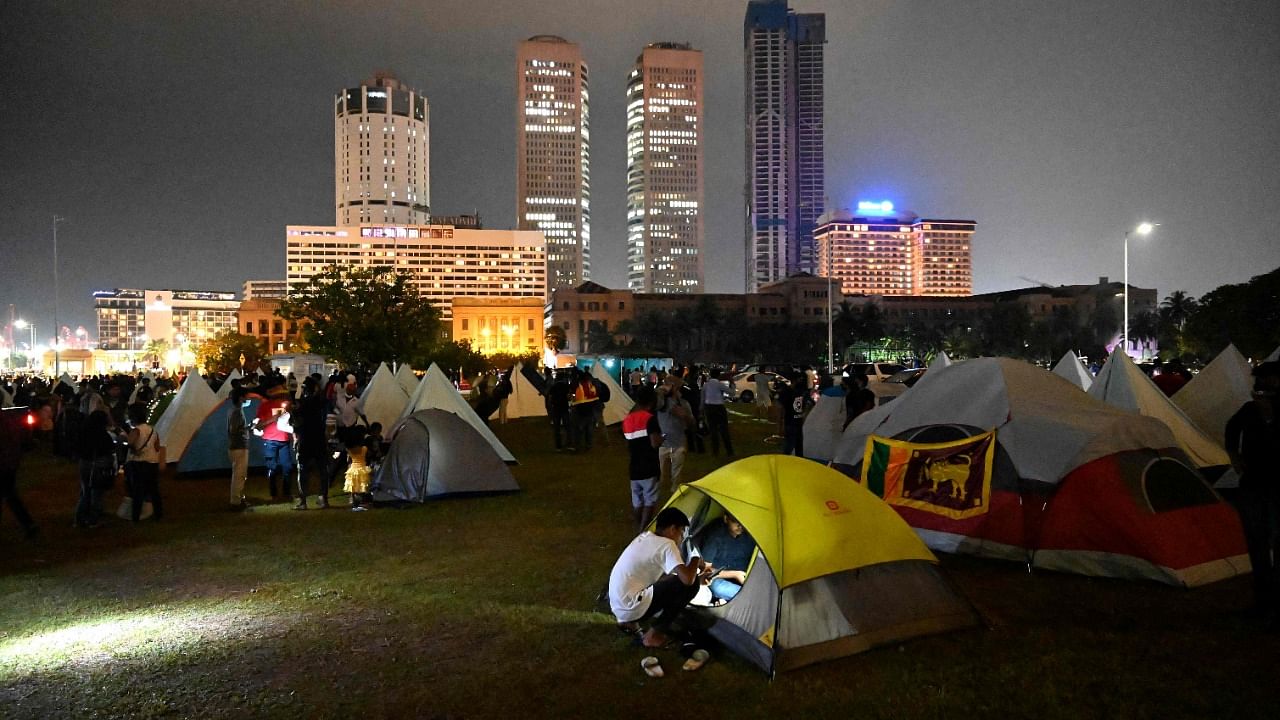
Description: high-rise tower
xmin=516 ymin=36 xmax=591 ymax=292
xmin=744 ymin=0 xmax=826 ymax=292
xmin=625 ymin=43 xmax=704 ymax=294
xmin=335 ymin=73 xmax=430 ymax=226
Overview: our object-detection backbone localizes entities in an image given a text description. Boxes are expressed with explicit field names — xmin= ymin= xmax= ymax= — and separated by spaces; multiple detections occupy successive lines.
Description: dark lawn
xmin=0 ymin=408 xmax=1275 ymax=719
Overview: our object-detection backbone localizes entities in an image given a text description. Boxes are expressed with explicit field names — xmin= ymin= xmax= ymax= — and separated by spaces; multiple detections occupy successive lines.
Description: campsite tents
xmin=153 ymin=375 xmax=221 ymax=461
xmin=373 ymin=409 xmax=519 ymax=502
xmin=1266 ymin=345 xmax=1279 ymax=363
xmin=928 ymin=351 xmax=952 ymax=370
xmin=831 ymin=357 xmax=1248 ymax=586
xmin=489 ymin=362 xmax=547 ymax=421
xmin=178 ymin=396 xmax=267 ymax=473
xmin=358 ymin=362 xmax=410 ymax=432
xmin=1051 ymin=350 xmax=1093 ymax=391
xmin=588 ymin=361 xmax=634 ymax=426
xmin=1174 ymin=344 xmax=1254 ymax=442
xmin=394 ymin=363 xmax=419 ymax=398
xmin=661 ymin=455 xmax=977 ymax=674
xmin=1088 ymin=349 xmax=1230 ymax=470
xmin=214 ymin=369 xmax=244 ymax=400
xmin=400 ymin=363 xmax=516 ymax=463
xmin=800 ymin=395 xmax=846 ymax=463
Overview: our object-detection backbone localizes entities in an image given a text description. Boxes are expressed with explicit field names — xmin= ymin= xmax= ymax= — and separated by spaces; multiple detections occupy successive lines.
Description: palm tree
xmin=1160 ymin=290 xmax=1199 ymax=331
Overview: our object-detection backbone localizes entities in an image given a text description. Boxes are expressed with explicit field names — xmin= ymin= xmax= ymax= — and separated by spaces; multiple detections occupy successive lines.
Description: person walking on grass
xmin=701 ymin=369 xmax=734 ymax=457
xmin=75 ymin=410 xmax=117 ymax=528
xmin=1226 ymin=361 xmax=1280 ymax=627
xmin=227 ymin=387 xmax=252 ymax=511
xmin=570 ymin=369 xmax=600 ymax=451
xmin=343 ymin=427 xmax=372 ymax=512
xmin=124 ymin=403 xmax=163 ymax=522
xmin=623 ymin=386 xmax=663 ymax=533
xmin=655 ymin=376 xmax=693 ymax=496
xmin=292 ymin=377 xmax=330 ymax=510
xmin=0 ymin=409 xmax=39 ymax=540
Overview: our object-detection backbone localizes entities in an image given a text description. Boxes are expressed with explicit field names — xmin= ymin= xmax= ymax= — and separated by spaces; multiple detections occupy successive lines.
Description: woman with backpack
xmin=75 ymin=410 xmax=118 ymax=528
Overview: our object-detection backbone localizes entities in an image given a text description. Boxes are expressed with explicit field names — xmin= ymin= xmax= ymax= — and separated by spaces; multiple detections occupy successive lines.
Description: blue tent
xmin=177 ymin=397 xmax=267 ymax=473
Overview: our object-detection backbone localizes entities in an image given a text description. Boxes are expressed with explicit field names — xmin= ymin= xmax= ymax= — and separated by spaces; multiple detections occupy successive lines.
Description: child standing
xmin=343 ymin=429 xmax=372 ymax=512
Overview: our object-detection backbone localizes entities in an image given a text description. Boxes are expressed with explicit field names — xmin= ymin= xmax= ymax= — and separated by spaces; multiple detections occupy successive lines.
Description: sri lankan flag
xmin=862 ymin=431 xmax=997 ymax=520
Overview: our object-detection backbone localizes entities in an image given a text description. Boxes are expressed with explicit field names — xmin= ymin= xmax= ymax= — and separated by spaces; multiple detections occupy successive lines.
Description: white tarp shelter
xmin=928 ymin=351 xmax=952 ymax=370
xmin=801 ymin=394 xmax=847 ymax=463
xmin=588 ymin=361 xmax=634 ymax=425
xmin=1052 ymin=350 xmax=1093 ymax=392
xmin=401 ymin=363 xmax=516 ymax=463
xmin=153 ymin=374 xmax=220 ymax=461
xmin=1088 ymin=349 xmax=1230 ymax=469
xmin=358 ymin=362 xmax=410 ymax=432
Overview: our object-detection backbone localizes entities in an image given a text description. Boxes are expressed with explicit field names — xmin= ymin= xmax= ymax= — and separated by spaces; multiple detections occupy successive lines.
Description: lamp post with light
xmin=1123 ymin=222 xmax=1156 ymax=356
xmin=13 ymin=319 xmax=34 ymax=369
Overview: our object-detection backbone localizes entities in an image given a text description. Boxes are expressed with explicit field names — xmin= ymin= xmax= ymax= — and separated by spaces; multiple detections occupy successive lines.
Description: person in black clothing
xmin=778 ymin=373 xmax=813 ymax=457
xmin=1226 ymin=361 xmax=1280 ymax=625
xmin=292 ymin=377 xmax=331 ymax=510
xmin=843 ymin=372 xmax=876 ymax=430
xmin=75 ymin=410 xmax=118 ymax=528
xmin=546 ymin=370 xmax=573 ymax=450
xmin=0 ymin=409 xmax=39 ymax=539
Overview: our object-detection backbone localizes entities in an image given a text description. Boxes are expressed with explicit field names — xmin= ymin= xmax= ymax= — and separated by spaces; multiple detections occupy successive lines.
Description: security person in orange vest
xmin=570 ymin=369 xmax=600 ymax=452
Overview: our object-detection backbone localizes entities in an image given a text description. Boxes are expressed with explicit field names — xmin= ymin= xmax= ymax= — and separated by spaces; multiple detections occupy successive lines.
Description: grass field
xmin=0 ymin=409 xmax=1275 ymax=719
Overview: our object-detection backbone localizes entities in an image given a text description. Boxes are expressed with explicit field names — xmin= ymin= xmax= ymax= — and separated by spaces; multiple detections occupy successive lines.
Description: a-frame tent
xmin=214 ymin=368 xmax=244 ymax=400
xmin=664 ymin=455 xmax=977 ymax=674
xmin=178 ymin=395 xmax=267 ymax=473
xmin=490 ymin=361 xmax=547 ymax=420
xmin=1052 ymin=350 xmax=1093 ymax=391
xmin=153 ymin=374 xmax=221 ymax=462
xmin=1173 ymin=344 xmax=1254 ymax=441
xmin=1265 ymin=345 xmax=1279 ymax=363
xmin=1088 ymin=349 xmax=1230 ymax=469
xmin=358 ymin=362 xmax=410 ymax=432
xmin=588 ymin=361 xmax=634 ymax=425
xmin=394 ymin=363 xmax=419 ymax=397
xmin=373 ymin=409 xmax=519 ymax=502
xmin=401 ymin=363 xmax=516 ymax=463
xmin=928 ymin=351 xmax=952 ymax=370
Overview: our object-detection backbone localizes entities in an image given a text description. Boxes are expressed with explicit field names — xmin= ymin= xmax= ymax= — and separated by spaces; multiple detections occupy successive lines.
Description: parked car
xmin=729 ymin=371 xmax=789 ymax=404
xmin=846 ymin=362 xmax=906 ymax=382
xmin=869 ymin=368 xmax=927 ymax=405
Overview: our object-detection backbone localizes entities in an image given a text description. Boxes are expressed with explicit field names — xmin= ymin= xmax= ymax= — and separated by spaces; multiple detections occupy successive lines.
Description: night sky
xmin=2 ymin=0 xmax=1277 ymax=337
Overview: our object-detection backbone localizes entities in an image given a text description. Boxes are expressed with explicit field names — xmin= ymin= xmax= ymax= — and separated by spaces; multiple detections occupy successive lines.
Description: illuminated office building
xmin=814 ymin=204 xmax=974 ymax=296
xmin=335 ymin=73 xmax=430 ymax=225
xmin=285 ymin=224 xmax=546 ymax=324
xmin=516 ymin=36 xmax=591 ymax=291
xmin=745 ymin=0 xmax=826 ymax=292
xmin=625 ymin=43 xmax=705 ymax=293
xmin=94 ymin=289 xmax=239 ymax=350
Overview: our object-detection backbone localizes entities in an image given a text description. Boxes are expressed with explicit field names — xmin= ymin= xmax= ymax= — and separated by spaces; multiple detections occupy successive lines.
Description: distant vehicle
xmin=870 ymin=368 xmax=927 ymax=405
xmin=729 ymin=371 xmax=789 ymax=404
xmin=846 ymin=362 xmax=906 ymax=382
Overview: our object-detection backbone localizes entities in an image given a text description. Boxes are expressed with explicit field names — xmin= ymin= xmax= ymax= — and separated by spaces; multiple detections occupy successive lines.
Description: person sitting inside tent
xmin=698 ymin=514 xmax=756 ymax=603
xmin=608 ymin=507 xmax=712 ymax=648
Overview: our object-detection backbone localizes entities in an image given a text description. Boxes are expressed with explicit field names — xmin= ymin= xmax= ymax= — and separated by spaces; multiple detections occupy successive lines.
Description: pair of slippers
xmin=640 ymin=649 xmax=709 ymax=677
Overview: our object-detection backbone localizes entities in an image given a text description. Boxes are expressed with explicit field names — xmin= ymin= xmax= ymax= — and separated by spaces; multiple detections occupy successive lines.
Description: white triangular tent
xmin=358 ymin=362 xmax=410 ymax=433
xmin=1088 ymin=349 xmax=1230 ymax=469
xmin=490 ymin=362 xmax=547 ymax=420
xmin=214 ymin=368 xmax=244 ymax=400
xmin=153 ymin=374 xmax=220 ymax=462
xmin=1173 ymin=345 xmax=1253 ymax=441
xmin=801 ymin=394 xmax=847 ymax=463
xmin=1265 ymin=345 xmax=1280 ymax=363
xmin=401 ymin=363 xmax=516 ymax=463
xmin=928 ymin=351 xmax=952 ymax=370
xmin=394 ymin=363 xmax=419 ymax=397
xmin=1052 ymin=350 xmax=1093 ymax=391
xmin=588 ymin=361 xmax=634 ymax=425
xmin=53 ymin=372 xmax=76 ymax=393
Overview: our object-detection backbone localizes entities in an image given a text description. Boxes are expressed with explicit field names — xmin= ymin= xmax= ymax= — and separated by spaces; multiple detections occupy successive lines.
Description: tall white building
xmin=94 ymin=289 xmax=240 ymax=350
xmin=625 ymin=43 xmax=705 ymax=294
xmin=286 ymin=224 xmax=546 ymax=324
xmin=335 ymin=73 xmax=430 ymax=226
xmin=745 ymin=0 xmax=826 ymax=292
xmin=516 ymin=36 xmax=591 ymax=292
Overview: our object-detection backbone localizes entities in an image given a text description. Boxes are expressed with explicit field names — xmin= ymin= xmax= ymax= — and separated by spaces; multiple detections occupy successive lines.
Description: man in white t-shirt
xmin=608 ymin=508 xmax=710 ymax=648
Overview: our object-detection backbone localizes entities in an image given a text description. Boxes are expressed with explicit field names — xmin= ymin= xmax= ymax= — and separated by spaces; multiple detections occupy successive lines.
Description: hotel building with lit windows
xmin=745 ymin=0 xmax=826 ymax=292
xmin=516 ymin=36 xmax=591 ymax=292
xmin=335 ymin=73 xmax=430 ymax=226
xmin=625 ymin=43 xmax=705 ymax=293
xmin=94 ymin=289 xmax=240 ymax=350
xmin=285 ymin=224 xmax=547 ymax=324
xmin=814 ymin=205 xmax=974 ymax=296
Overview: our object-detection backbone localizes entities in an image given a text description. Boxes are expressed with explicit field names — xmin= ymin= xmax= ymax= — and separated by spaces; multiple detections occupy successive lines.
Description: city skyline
xmin=2 ymin=1 xmax=1278 ymax=334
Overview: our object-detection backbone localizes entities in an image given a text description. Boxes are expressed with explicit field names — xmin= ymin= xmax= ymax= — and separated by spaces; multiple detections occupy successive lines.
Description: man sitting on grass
xmin=608 ymin=507 xmax=711 ymax=648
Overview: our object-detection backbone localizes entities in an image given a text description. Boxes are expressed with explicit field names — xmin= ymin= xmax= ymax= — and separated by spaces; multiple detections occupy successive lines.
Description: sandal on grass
xmin=641 ymin=656 xmax=664 ymax=678
xmin=682 ymin=649 xmax=710 ymax=672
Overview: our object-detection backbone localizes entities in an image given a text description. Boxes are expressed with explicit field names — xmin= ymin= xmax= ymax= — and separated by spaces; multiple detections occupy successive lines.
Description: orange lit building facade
xmin=814 ymin=206 xmax=974 ymax=296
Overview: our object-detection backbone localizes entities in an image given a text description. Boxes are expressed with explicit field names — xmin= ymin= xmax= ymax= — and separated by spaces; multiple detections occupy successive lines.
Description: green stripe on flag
xmin=866 ymin=439 xmax=890 ymax=498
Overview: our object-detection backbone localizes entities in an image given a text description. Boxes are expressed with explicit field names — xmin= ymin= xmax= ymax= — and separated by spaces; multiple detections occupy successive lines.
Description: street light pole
xmin=1122 ymin=222 xmax=1155 ymax=358
xmin=52 ymin=215 xmax=65 ymax=377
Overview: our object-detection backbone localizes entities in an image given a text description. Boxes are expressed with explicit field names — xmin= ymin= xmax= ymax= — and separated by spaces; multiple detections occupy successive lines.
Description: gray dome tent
xmin=373 ymin=409 xmax=519 ymax=502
